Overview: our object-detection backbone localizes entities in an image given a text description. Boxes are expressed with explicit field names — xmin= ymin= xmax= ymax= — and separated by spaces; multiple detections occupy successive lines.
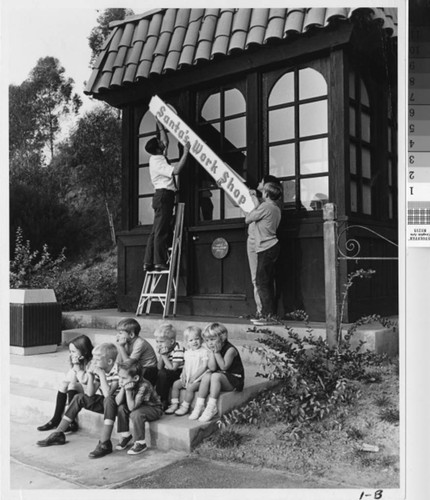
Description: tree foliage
xmin=61 ymin=105 xmax=122 ymax=245
xmin=9 ymin=56 xmax=82 ymax=172
xmin=29 ymin=56 xmax=82 ymax=159
xmin=88 ymin=8 xmax=134 ymax=67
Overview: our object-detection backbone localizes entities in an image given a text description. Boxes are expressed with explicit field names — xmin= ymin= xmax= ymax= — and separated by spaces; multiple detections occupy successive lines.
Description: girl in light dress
xmin=164 ymin=326 xmax=209 ymax=416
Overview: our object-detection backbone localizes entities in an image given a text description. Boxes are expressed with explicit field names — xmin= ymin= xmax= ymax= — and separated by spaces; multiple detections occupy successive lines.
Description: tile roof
xmin=85 ymin=7 xmax=397 ymax=97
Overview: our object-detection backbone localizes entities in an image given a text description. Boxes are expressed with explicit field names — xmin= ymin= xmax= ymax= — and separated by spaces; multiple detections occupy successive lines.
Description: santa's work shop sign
xmin=149 ymin=95 xmax=257 ymax=214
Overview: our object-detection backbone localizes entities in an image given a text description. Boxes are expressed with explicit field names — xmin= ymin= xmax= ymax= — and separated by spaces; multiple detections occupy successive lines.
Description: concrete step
xmin=10 ymin=349 xmax=277 ymax=451
xmin=61 ymin=310 xmax=399 ymax=356
xmin=61 ymin=327 xmax=265 ymax=366
xmin=62 ymin=309 xmax=328 ymax=342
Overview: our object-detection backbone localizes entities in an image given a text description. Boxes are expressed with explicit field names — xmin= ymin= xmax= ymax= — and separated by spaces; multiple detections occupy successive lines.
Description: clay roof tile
xmin=111 ymin=66 xmax=125 ymax=87
xmin=132 ymin=19 xmax=149 ymax=45
xmin=127 ymin=40 xmax=145 ymax=66
xmin=119 ymin=22 xmax=135 ymax=47
xmin=86 ymin=7 xmax=398 ymax=96
xmin=123 ymin=62 xmax=138 ymax=83
xmin=228 ymin=9 xmax=251 ymax=53
xmin=164 ymin=50 xmax=181 ymax=72
xmin=178 ymin=45 xmax=196 ymax=68
xmin=113 ymin=46 xmax=128 ymax=68
xmin=303 ymin=8 xmax=326 ymax=31
xmin=174 ymin=8 xmax=191 ymax=28
xmin=147 ymin=12 xmax=164 ymax=37
xmin=109 ymin=26 xmax=124 ymax=53
xmin=284 ymin=9 xmax=305 ymax=34
xmin=211 ymin=9 xmax=234 ymax=57
xmin=150 ymin=54 xmax=166 ymax=75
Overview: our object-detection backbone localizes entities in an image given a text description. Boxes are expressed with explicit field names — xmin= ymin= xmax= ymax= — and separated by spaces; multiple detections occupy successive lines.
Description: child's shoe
xmin=36 ymin=431 xmax=65 ymax=447
xmin=127 ymin=442 xmax=148 ymax=455
xmin=88 ymin=440 xmax=113 ymax=459
xmin=198 ymin=404 xmax=218 ymax=422
xmin=164 ymin=403 xmax=179 ymax=414
xmin=188 ymin=404 xmax=205 ymax=420
xmin=115 ymin=435 xmax=133 ymax=451
xmin=64 ymin=420 xmax=79 ymax=434
xmin=175 ymin=403 xmax=189 ymax=416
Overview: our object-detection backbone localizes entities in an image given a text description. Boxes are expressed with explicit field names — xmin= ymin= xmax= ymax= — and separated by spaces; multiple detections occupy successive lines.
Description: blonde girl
xmin=165 ymin=326 xmax=209 ymax=416
xmin=189 ymin=323 xmax=244 ymax=422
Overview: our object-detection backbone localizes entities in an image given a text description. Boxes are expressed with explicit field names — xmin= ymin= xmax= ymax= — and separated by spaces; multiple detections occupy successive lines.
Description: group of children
xmin=36 ymin=319 xmax=244 ymax=459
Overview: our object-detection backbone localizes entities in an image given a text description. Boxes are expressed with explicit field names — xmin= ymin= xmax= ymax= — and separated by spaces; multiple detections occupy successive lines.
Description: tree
xmin=9 ymin=82 xmax=45 ymax=175
xmin=67 ymin=105 xmax=122 ymax=245
xmin=88 ymin=8 xmax=134 ymax=67
xmin=29 ymin=56 xmax=82 ymax=160
xmin=9 ymin=57 xmax=82 ymax=171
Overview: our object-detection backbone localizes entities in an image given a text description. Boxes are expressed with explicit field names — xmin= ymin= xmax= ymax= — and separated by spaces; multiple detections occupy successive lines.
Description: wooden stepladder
xmin=136 ymin=203 xmax=185 ymax=318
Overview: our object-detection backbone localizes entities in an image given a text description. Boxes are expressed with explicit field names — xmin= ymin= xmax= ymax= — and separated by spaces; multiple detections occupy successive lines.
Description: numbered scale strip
xmin=408 ymin=22 xmax=430 ymax=246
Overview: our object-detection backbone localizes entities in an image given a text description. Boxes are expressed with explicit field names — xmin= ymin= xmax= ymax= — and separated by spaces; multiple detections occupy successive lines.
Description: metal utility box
xmin=10 ymin=289 xmax=62 ymax=355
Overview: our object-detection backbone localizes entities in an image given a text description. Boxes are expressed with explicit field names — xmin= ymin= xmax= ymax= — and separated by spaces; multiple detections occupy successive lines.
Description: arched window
xmin=137 ymin=110 xmax=180 ymax=225
xmin=267 ymin=67 xmax=329 ymax=211
xmin=349 ymin=72 xmax=373 ymax=215
xmin=196 ymin=86 xmax=247 ymax=221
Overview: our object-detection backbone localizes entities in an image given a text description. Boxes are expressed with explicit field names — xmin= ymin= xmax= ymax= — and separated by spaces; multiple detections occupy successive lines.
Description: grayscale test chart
xmin=408 ymin=1 xmax=430 ymax=245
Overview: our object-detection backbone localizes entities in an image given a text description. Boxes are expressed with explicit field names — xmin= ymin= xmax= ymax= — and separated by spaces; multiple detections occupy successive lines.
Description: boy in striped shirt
xmin=37 ymin=343 xmax=120 ymax=459
xmin=154 ymin=323 xmax=184 ymax=410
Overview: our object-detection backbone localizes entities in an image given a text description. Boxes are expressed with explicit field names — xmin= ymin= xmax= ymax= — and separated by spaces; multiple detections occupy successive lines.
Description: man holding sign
xmin=143 ymin=123 xmax=190 ymax=272
xmin=149 ymin=96 xmax=258 ymax=215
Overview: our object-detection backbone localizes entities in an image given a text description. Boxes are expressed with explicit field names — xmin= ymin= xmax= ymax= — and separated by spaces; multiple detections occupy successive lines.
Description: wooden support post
xmin=323 ymin=203 xmax=339 ymax=347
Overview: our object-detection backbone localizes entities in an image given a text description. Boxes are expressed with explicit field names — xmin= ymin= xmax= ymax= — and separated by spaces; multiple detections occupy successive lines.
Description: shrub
xmin=211 ymin=428 xmax=244 ymax=448
xmin=374 ymin=395 xmax=392 ymax=408
xmin=9 ymin=228 xmax=117 ymax=311
xmin=219 ymin=315 xmax=392 ymax=430
xmin=53 ymin=257 xmax=117 ymax=311
xmin=10 ymin=227 xmax=66 ymax=289
xmin=53 ymin=272 xmax=91 ymax=311
xmin=346 ymin=426 xmax=366 ymax=440
xmin=378 ymin=407 xmax=399 ymax=424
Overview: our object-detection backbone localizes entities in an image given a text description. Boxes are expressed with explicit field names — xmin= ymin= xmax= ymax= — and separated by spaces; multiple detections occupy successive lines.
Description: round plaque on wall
xmin=211 ymin=237 xmax=229 ymax=259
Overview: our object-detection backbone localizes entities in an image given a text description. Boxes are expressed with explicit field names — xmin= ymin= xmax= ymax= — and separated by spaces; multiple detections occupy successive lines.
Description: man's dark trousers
xmin=144 ymin=189 xmax=175 ymax=267
xmin=256 ymin=242 xmax=280 ymax=317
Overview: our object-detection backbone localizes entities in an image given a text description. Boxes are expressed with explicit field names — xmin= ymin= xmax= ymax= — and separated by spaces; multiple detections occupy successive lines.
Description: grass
xmin=193 ymin=359 xmax=399 ymax=489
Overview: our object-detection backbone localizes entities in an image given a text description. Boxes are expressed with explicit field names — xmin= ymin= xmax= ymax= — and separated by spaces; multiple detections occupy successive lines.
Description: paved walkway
xmin=116 ymin=456 xmax=346 ymax=489
xmin=8 ymin=421 xmax=345 ymax=492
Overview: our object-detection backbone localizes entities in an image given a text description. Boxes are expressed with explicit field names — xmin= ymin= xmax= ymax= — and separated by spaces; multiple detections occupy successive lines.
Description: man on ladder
xmin=143 ymin=121 xmax=190 ymax=272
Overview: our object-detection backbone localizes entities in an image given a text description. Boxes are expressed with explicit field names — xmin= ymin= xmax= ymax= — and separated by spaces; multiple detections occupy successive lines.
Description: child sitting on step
xmin=115 ymin=318 xmax=158 ymax=386
xmin=165 ymin=326 xmax=209 ymax=416
xmin=154 ymin=323 xmax=185 ymax=410
xmin=115 ymin=359 xmax=163 ymax=455
xmin=37 ymin=334 xmax=94 ymax=433
xmin=189 ymin=323 xmax=245 ymax=422
xmin=37 ymin=343 xmax=120 ymax=459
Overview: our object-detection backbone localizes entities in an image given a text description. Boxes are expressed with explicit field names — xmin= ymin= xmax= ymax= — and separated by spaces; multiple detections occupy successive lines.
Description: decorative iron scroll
xmin=337 ymin=224 xmax=398 ymax=261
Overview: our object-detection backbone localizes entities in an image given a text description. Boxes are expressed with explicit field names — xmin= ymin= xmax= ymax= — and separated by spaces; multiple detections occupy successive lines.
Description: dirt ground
xmin=192 ymin=361 xmax=400 ymax=489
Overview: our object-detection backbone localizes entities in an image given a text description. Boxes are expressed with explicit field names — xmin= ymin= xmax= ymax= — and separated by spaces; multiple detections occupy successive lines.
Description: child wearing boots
xmin=37 ymin=334 xmax=94 ymax=433
xmin=189 ymin=323 xmax=244 ymax=422
xmin=37 ymin=343 xmax=120 ymax=459
xmin=164 ymin=326 xmax=209 ymax=416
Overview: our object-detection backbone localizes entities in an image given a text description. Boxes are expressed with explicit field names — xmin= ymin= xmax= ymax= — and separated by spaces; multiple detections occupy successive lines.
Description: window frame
xmin=194 ymin=79 xmax=248 ymax=224
xmin=262 ymin=60 xmax=330 ymax=213
xmin=348 ymin=71 xmax=374 ymax=216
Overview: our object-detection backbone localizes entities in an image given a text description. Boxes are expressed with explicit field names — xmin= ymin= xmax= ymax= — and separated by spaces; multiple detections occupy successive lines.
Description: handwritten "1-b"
xmin=359 ymin=491 xmax=383 ymax=499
